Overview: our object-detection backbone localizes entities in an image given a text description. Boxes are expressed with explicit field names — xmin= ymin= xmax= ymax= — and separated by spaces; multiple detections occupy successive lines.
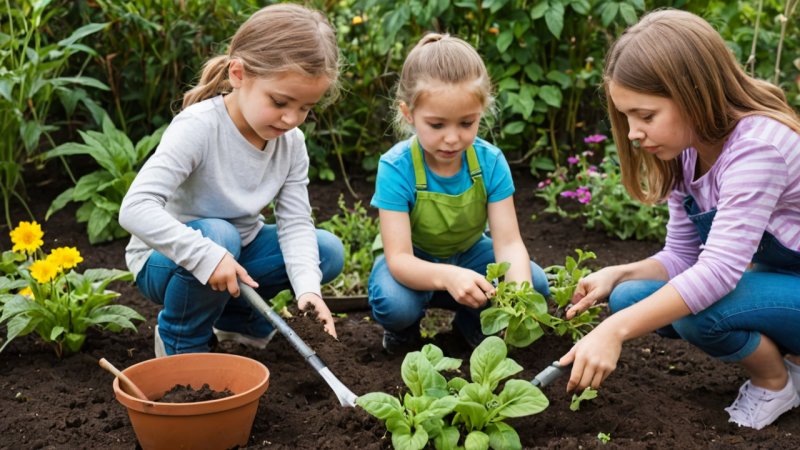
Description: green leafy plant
xmin=1 ymin=220 xmax=143 ymax=357
xmin=445 ymin=336 xmax=549 ymax=449
xmin=356 ymin=344 xmax=462 ymax=450
xmin=536 ymin=136 xmax=668 ymax=242
xmin=41 ymin=114 xmax=166 ymax=244
xmin=0 ymin=0 xmax=109 ymax=226
xmin=357 ymin=337 xmax=548 ymax=450
xmin=597 ymin=431 xmax=611 ymax=444
xmin=318 ymin=195 xmax=379 ymax=297
xmin=480 ymin=262 xmax=549 ymax=348
xmin=570 ymin=387 xmax=598 ymax=411
xmin=541 ymin=249 xmax=602 ymax=342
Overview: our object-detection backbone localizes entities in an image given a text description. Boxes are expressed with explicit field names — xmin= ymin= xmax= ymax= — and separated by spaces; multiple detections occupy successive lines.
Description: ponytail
xmin=182 ymin=55 xmax=231 ymax=109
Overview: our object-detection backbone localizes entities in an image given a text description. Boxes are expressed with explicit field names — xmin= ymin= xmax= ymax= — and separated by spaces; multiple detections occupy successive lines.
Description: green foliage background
xmin=1 ymin=0 xmax=797 ymax=229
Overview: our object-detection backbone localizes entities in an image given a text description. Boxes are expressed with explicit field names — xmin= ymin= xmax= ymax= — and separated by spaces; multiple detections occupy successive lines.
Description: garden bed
xmin=1 ymin=171 xmax=798 ymax=449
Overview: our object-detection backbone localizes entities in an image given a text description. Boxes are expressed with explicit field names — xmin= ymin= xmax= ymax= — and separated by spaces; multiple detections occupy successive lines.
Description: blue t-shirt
xmin=371 ymin=137 xmax=515 ymax=212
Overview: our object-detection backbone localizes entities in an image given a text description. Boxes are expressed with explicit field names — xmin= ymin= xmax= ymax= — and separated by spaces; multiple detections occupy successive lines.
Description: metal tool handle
xmin=531 ymin=361 xmax=572 ymax=387
xmin=238 ymin=284 xmax=324 ymax=371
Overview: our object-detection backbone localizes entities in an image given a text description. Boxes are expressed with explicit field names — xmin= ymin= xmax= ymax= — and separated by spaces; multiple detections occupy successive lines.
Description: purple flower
xmin=567 ymin=156 xmax=580 ymax=165
xmin=583 ymin=134 xmax=608 ymax=144
xmin=560 ymin=191 xmax=577 ymax=198
xmin=587 ymin=165 xmax=598 ymax=173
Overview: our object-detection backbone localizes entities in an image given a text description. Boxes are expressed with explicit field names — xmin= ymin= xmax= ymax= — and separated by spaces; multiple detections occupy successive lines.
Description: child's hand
xmin=566 ymin=268 xmax=616 ymax=319
xmin=297 ymin=292 xmax=338 ymax=339
xmin=208 ymin=253 xmax=258 ymax=297
xmin=444 ymin=267 xmax=496 ymax=309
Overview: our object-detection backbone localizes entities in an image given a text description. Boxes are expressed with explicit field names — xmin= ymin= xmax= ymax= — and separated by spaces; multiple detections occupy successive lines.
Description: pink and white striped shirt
xmin=651 ymin=115 xmax=800 ymax=313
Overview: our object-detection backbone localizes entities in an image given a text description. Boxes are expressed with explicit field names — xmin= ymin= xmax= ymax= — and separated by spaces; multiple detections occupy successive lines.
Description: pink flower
xmin=583 ymin=134 xmax=607 ymax=144
xmin=560 ymin=191 xmax=577 ymax=198
xmin=567 ymin=156 xmax=580 ymax=165
xmin=587 ymin=165 xmax=598 ymax=173
xmin=582 ymin=150 xmax=594 ymax=157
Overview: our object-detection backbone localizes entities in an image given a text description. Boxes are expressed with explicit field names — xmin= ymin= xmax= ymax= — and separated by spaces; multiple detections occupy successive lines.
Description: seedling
xmin=569 ymin=387 xmax=598 ymax=411
xmin=541 ymin=249 xmax=602 ymax=342
xmin=597 ymin=432 xmax=612 ymax=444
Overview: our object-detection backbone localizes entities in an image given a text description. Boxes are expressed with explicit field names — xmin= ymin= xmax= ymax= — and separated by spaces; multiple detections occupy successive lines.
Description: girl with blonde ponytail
xmin=119 ymin=3 xmax=344 ymax=356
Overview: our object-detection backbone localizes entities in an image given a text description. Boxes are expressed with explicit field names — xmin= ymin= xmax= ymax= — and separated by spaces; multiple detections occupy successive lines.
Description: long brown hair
xmin=394 ymin=33 xmax=494 ymax=136
xmin=182 ymin=3 xmax=339 ymax=109
xmin=604 ymin=9 xmax=800 ymax=204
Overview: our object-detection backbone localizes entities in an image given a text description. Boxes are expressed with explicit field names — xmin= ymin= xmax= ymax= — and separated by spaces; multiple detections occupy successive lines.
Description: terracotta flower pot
xmin=112 ymin=353 xmax=269 ymax=450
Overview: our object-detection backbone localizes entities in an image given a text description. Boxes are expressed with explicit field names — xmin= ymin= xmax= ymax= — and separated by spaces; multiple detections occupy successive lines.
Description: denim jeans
xmin=136 ymin=219 xmax=344 ymax=355
xmin=368 ymin=234 xmax=550 ymax=339
xmin=609 ymin=268 xmax=800 ymax=362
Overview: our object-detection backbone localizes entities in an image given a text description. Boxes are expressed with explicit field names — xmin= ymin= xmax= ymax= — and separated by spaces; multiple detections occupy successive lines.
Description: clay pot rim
xmin=113 ymin=353 xmax=269 ymax=414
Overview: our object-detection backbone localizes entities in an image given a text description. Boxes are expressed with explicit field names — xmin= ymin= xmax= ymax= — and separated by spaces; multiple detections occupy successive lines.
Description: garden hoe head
xmin=238 ymin=283 xmax=359 ymax=407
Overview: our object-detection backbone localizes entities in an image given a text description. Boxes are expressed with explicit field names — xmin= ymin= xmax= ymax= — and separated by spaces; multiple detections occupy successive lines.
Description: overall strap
xmin=411 ymin=138 xmax=480 ymax=190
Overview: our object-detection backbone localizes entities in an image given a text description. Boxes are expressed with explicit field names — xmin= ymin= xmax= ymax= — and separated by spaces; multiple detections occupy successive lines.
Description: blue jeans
xmin=136 ymin=219 xmax=344 ymax=355
xmin=368 ymin=234 xmax=550 ymax=338
xmin=609 ymin=267 xmax=800 ymax=362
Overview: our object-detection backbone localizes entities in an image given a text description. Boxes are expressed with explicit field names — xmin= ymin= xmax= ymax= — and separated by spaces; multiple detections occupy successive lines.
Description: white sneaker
xmin=212 ymin=327 xmax=277 ymax=350
xmin=154 ymin=325 xmax=166 ymax=358
xmin=786 ymin=358 xmax=800 ymax=394
xmin=725 ymin=377 xmax=800 ymax=430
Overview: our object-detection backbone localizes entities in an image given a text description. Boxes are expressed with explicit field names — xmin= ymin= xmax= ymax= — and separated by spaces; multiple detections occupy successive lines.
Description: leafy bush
xmin=357 ymin=337 xmax=548 ymax=450
xmin=536 ymin=135 xmax=668 ymax=242
xmin=1 ymin=220 xmax=143 ymax=357
xmin=318 ymin=195 xmax=379 ymax=297
xmin=0 ymin=0 xmax=108 ymax=225
xmin=41 ymin=114 xmax=166 ymax=243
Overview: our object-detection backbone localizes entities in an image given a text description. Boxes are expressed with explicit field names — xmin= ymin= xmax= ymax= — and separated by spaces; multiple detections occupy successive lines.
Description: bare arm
xmin=487 ymin=196 xmax=531 ymax=283
xmin=566 ymin=258 xmax=669 ymax=319
xmin=559 ymin=283 xmax=690 ymax=391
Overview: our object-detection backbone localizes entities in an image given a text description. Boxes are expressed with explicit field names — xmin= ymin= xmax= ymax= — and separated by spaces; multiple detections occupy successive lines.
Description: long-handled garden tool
xmin=238 ymin=282 xmax=358 ymax=407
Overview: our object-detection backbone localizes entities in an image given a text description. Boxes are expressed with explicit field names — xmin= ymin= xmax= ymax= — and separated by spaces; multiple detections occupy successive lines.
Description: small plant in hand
xmin=357 ymin=337 xmax=548 ymax=450
xmin=541 ymin=249 xmax=602 ymax=342
xmin=0 ymin=221 xmax=143 ymax=357
xmin=319 ymin=195 xmax=379 ymax=297
xmin=569 ymin=386 xmax=598 ymax=411
xmin=536 ymin=135 xmax=668 ymax=242
xmin=480 ymin=262 xmax=550 ymax=348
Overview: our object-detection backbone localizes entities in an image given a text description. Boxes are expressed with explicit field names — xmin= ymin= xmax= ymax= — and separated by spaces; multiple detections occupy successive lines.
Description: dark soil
xmin=1 ymin=168 xmax=798 ymax=449
xmin=158 ymin=383 xmax=234 ymax=403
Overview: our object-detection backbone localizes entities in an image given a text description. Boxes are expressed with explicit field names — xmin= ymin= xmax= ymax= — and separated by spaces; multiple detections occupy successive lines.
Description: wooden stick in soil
xmin=98 ymin=358 xmax=150 ymax=401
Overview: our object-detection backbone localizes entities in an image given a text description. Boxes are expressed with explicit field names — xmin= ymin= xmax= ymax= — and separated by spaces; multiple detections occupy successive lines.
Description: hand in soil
xmin=298 ymin=292 xmax=338 ymax=338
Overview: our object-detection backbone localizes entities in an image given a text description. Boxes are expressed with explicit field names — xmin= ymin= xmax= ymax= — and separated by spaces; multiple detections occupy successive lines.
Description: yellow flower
xmin=29 ymin=259 xmax=59 ymax=284
xmin=48 ymin=247 xmax=83 ymax=270
xmin=351 ymin=15 xmax=364 ymax=25
xmin=10 ymin=221 xmax=44 ymax=255
xmin=18 ymin=287 xmax=33 ymax=299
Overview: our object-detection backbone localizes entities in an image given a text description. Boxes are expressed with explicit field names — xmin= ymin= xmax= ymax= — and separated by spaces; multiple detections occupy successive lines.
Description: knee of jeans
xmin=188 ymin=219 xmax=242 ymax=257
xmin=317 ymin=230 xmax=344 ymax=283
xmin=609 ymin=281 xmax=646 ymax=313
xmin=671 ymin=313 xmax=712 ymax=345
xmin=369 ymin=285 xmax=424 ymax=330
xmin=530 ymin=262 xmax=550 ymax=297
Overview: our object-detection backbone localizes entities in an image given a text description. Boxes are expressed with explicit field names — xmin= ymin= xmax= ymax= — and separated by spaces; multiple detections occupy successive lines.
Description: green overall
xmin=408 ymin=139 xmax=488 ymax=258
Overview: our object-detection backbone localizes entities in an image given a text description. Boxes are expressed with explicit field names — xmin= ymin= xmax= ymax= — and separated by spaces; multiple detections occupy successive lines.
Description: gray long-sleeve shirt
xmin=119 ymin=95 xmax=322 ymax=297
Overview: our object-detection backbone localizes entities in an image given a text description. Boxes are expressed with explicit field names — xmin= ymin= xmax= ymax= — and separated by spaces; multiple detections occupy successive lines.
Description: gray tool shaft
xmin=238 ymin=283 xmax=357 ymax=406
xmin=531 ymin=361 xmax=571 ymax=387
